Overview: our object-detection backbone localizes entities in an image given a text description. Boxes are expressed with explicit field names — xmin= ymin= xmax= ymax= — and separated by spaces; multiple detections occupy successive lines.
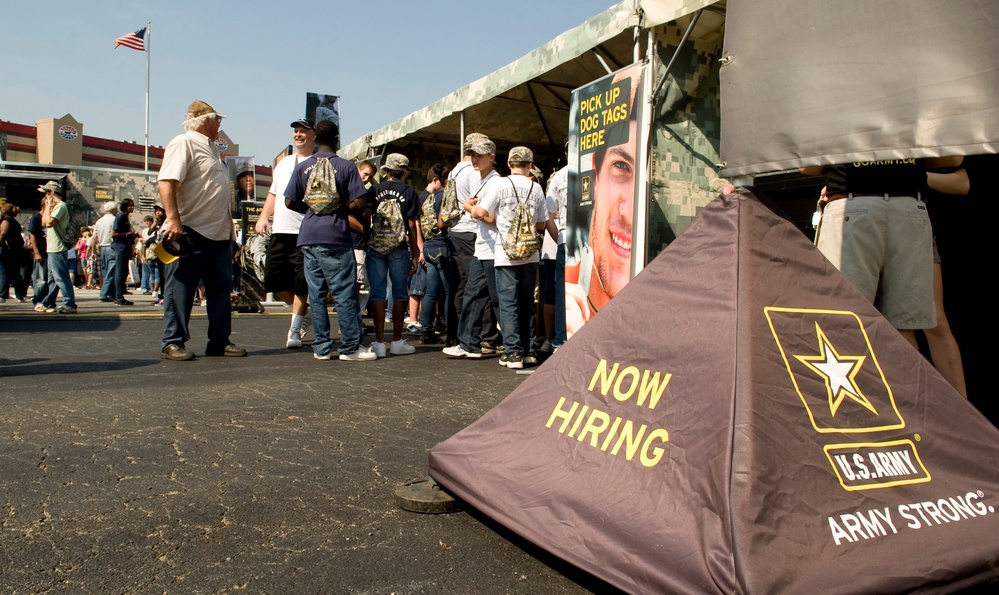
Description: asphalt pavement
xmin=0 ymin=289 xmax=616 ymax=593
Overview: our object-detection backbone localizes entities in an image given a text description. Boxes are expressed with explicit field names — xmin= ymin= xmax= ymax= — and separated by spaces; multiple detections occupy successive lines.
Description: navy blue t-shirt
xmin=288 ymin=152 xmax=367 ymax=247
xmin=26 ymin=213 xmax=46 ymax=254
xmin=112 ymin=211 xmax=133 ymax=247
xmin=368 ymin=179 xmax=420 ymax=250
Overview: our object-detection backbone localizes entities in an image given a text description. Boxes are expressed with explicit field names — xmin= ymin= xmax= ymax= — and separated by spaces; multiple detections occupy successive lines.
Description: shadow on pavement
xmin=0 ymin=358 xmax=158 ymax=378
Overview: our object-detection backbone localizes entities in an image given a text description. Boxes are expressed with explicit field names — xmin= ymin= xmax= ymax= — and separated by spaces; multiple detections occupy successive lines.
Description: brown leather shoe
xmin=206 ymin=343 xmax=247 ymax=357
xmin=161 ymin=343 xmax=195 ymax=361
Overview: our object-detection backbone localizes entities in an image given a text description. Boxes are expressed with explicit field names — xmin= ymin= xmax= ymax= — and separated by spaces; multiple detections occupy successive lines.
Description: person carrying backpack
xmin=365 ymin=153 xmax=422 ymax=358
xmin=482 ymin=146 xmax=548 ymax=369
xmin=283 ymin=119 xmax=376 ymax=362
xmin=416 ymin=164 xmax=459 ymax=346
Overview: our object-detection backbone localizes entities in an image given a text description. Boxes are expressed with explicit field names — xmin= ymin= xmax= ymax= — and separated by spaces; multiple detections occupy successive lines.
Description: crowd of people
xmin=0 ymin=192 xmax=168 ymax=312
xmin=253 ymin=117 xmax=568 ymax=368
xmin=2 ymin=98 xmax=978 ymax=397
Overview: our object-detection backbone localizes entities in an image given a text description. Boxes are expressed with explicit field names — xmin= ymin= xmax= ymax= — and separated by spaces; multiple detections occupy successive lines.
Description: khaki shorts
xmin=816 ymin=195 xmax=935 ymax=329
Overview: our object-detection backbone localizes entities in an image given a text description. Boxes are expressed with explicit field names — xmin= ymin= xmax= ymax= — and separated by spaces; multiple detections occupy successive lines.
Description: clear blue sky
xmin=1 ymin=0 xmax=617 ymax=166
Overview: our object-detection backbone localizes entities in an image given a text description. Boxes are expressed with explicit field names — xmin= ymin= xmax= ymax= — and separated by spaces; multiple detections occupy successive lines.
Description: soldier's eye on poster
xmin=565 ymin=62 xmax=646 ymax=337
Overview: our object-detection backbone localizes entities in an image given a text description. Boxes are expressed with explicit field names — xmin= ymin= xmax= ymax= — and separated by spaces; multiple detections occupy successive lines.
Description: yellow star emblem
xmin=794 ymin=323 xmax=877 ymax=417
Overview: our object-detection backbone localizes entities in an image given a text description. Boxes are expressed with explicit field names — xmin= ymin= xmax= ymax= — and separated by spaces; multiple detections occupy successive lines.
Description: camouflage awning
xmin=340 ymin=0 xmax=719 ymax=163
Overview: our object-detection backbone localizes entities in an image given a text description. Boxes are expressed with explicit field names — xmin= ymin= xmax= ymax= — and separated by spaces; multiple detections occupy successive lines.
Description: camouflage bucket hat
xmin=468 ymin=138 xmax=497 ymax=155
xmin=38 ymin=180 xmax=62 ymax=193
xmin=463 ymin=132 xmax=490 ymax=152
xmin=509 ymin=146 xmax=533 ymax=163
xmin=381 ymin=153 xmax=410 ymax=171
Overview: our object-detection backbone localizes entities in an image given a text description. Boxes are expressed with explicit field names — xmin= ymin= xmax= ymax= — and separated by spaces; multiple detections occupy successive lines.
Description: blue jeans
xmin=161 ymin=229 xmax=232 ymax=352
xmin=111 ymin=244 xmax=131 ymax=300
xmin=43 ymin=250 xmax=76 ymax=308
xmin=554 ymin=244 xmax=567 ymax=347
xmin=421 ymin=241 xmax=459 ymax=343
xmin=366 ymin=247 xmax=410 ymax=304
xmin=141 ymin=261 xmax=154 ymax=291
xmin=457 ymin=257 xmax=498 ymax=353
xmin=0 ymin=252 xmax=27 ymax=300
xmin=302 ymin=244 xmax=362 ymax=356
xmin=99 ymin=247 xmax=117 ymax=300
xmin=495 ymin=263 xmax=537 ymax=356
xmin=31 ymin=258 xmax=51 ymax=305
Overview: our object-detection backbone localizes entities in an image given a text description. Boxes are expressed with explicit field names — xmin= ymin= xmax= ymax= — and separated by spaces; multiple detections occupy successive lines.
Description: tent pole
xmin=525 ymin=83 xmax=556 ymax=152
xmin=632 ymin=28 xmax=654 ymax=280
xmin=459 ymin=112 xmax=465 ymax=161
xmin=651 ymin=10 xmax=702 ymax=102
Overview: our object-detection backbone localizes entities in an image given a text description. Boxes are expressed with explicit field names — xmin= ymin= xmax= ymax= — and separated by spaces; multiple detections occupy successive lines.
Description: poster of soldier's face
xmin=565 ymin=62 xmax=646 ymax=333
xmin=305 ymin=93 xmax=340 ymax=148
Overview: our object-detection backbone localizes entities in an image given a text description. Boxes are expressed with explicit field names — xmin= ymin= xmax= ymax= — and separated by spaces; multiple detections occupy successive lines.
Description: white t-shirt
xmin=449 ymin=161 xmax=488 ymax=234
xmin=92 ymin=212 xmax=115 ymax=247
xmin=471 ymin=175 xmax=502 ymax=260
xmin=269 ymin=153 xmax=306 ymax=234
xmin=481 ymin=174 xmax=547 ymax=267
xmin=158 ymin=130 xmax=233 ymax=241
xmin=541 ymin=165 xmax=568 ymax=259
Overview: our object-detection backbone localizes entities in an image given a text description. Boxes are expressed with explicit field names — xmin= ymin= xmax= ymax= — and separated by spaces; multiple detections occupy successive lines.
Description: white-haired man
xmin=156 ymin=100 xmax=246 ymax=361
xmin=91 ymin=200 xmax=118 ymax=301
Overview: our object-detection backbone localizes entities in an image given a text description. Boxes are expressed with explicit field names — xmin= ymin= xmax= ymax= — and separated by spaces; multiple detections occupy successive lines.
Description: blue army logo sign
xmin=765 ymin=306 xmax=930 ymax=491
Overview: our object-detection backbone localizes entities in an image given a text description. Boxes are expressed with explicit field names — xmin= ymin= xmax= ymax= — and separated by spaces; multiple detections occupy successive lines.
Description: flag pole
xmin=144 ymin=21 xmax=151 ymax=171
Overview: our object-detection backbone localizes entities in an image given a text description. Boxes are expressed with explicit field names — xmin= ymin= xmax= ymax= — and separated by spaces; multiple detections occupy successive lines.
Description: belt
xmin=824 ymin=192 xmax=922 ymax=203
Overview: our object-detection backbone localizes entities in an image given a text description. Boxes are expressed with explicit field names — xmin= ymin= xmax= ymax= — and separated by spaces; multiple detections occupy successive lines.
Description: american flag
xmin=113 ymin=26 xmax=146 ymax=51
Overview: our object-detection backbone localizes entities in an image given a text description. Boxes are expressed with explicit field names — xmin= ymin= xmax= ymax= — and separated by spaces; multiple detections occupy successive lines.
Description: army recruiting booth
xmin=427 ymin=1 xmax=999 ymax=593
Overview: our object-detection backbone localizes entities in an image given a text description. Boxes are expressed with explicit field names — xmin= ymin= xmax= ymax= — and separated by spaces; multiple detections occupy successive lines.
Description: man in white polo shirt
xmin=156 ymin=100 xmax=246 ymax=361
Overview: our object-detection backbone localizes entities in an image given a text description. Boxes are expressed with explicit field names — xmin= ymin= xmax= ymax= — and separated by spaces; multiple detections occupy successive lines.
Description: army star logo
xmin=794 ymin=324 xmax=877 ymax=417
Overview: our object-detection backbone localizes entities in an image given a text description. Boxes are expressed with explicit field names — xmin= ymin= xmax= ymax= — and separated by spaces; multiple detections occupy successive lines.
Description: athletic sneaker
xmin=56 ymin=305 xmax=78 ymax=314
xmin=34 ymin=304 xmax=47 ymax=312
xmin=499 ymin=352 xmax=524 ymax=369
xmin=524 ymin=353 xmax=538 ymax=366
xmin=369 ymin=341 xmax=387 ymax=358
xmin=300 ymin=311 xmax=313 ymax=341
xmin=390 ymin=339 xmax=416 ymax=355
xmin=286 ymin=328 xmax=303 ymax=349
xmin=406 ymin=323 xmax=423 ymax=335
xmin=44 ymin=306 xmax=57 ymax=313
xmin=442 ymin=345 xmax=483 ymax=359
xmin=481 ymin=341 xmax=504 ymax=354
xmin=314 ymin=351 xmax=332 ymax=360
xmin=339 ymin=349 xmax=377 ymax=362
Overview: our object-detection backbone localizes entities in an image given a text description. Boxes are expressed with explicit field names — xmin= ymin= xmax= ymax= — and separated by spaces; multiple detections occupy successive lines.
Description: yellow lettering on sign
xmin=546 ymin=397 xmax=671 ymax=468
xmin=588 ymin=359 xmax=672 ymax=410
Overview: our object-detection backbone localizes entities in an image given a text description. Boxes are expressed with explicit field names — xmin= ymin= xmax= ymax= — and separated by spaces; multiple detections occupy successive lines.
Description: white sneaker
xmin=442 ymin=344 xmax=483 ymax=359
xmin=313 ymin=352 xmax=331 ymax=360
xmin=300 ymin=311 xmax=313 ymax=341
xmin=369 ymin=341 xmax=387 ymax=358
xmin=286 ymin=328 xmax=303 ymax=349
xmin=390 ymin=339 xmax=415 ymax=355
xmin=200 ymin=299 xmax=207 ymax=306
xmin=340 ymin=349 xmax=377 ymax=362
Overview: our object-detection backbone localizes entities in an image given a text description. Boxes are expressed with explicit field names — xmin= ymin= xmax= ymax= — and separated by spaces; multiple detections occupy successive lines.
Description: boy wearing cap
xmin=157 ymin=100 xmax=246 ymax=361
xmin=38 ymin=180 xmax=78 ymax=314
xmin=255 ymin=118 xmax=317 ymax=348
xmin=483 ymin=147 xmax=547 ymax=369
xmin=443 ymin=137 xmax=504 ymax=359
xmin=365 ymin=153 xmax=422 ymax=357
xmin=285 ymin=120 xmax=375 ymax=362
xmin=453 ymin=135 xmax=503 ymax=350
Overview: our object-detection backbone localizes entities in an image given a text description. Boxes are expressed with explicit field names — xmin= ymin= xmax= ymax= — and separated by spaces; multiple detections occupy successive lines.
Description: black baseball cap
xmin=290 ymin=119 xmax=315 ymax=130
